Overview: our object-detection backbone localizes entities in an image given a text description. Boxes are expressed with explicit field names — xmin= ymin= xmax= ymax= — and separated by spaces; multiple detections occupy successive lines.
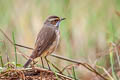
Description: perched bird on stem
xmin=23 ymin=16 xmax=65 ymax=69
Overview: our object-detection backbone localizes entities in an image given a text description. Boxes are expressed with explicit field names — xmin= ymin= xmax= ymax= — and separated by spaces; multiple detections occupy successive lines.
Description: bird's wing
xmin=31 ymin=26 xmax=56 ymax=58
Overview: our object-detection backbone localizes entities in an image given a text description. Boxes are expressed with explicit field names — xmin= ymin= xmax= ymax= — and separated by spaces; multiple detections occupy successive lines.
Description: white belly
xmin=55 ymin=29 xmax=60 ymax=48
xmin=48 ymin=29 xmax=60 ymax=53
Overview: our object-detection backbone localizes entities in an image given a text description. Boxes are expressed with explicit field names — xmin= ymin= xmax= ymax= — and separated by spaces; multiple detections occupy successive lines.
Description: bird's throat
xmin=55 ymin=21 xmax=60 ymax=28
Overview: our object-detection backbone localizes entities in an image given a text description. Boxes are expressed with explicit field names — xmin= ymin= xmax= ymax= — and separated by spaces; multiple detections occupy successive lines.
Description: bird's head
xmin=44 ymin=16 xmax=66 ymax=28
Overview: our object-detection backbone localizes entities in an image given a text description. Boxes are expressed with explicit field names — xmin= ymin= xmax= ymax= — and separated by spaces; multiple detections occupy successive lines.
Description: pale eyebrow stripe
xmin=48 ymin=18 xmax=59 ymax=21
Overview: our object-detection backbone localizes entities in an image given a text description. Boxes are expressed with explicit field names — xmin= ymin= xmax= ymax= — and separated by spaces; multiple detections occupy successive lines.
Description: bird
xmin=23 ymin=16 xmax=65 ymax=68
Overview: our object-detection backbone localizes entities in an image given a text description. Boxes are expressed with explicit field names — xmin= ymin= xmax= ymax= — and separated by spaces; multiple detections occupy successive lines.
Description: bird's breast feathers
xmin=41 ymin=29 xmax=60 ymax=57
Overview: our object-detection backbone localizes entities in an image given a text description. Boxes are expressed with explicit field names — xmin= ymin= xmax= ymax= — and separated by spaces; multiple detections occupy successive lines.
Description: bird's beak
xmin=60 ymin=18 xmax=66 ymax=21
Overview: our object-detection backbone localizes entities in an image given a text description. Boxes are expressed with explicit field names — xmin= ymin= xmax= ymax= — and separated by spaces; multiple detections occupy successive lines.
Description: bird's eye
xmin=51 ymin=20 xmax=58 ymax=25
xmin=54 ymin=20 xmax=58 ymax=22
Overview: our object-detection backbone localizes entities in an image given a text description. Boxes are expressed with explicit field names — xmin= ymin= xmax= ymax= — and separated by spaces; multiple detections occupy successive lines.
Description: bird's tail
xmin=23 ymin=59 xmax=32 ymax=68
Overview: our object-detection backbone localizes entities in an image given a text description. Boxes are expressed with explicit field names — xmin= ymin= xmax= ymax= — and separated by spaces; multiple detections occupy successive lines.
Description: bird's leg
xmin=48 ymin=60 xmax=62 ymax=74
xmin=40 ymin=57 xmax=44 ymax=68
xmin=44 ymin=56 xmax=62 ymax=73
xmin=45 ymin=56 xmax=51 ymax=70
xmin=30 ymin=59 xmax=38 ymax=68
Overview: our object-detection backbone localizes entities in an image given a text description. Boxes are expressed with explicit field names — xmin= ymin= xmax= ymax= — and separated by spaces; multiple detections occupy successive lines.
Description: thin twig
xmin=96 ymin=65 xmax=114 ymax=80
xmin=112 ymin=42 xmax=120 ymax=67
xmin=0 ymin=29 xmax=13 ymax=44
xmin=61 ymin=64 xmax=75 ymax=72
xmin=0 ymin=29 xmax=29 ymax=60
xmin=15 ymin=44 xmax=34 ymax=50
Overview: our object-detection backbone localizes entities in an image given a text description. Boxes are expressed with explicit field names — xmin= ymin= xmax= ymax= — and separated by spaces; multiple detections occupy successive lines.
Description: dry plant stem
xmin=52 ymin=54 xmax=108 ymax=80
xmin=96 ymin=65 xmax=114 ymax=80
xmin=66 ymin=69 xmax=72 ymax=78
xmin=15 ymin=43 xmax=34 ymax=50
xmin=61 ymin=64 xmax=75 ymax=72
xmin=0 ymin=29 xmax=108 ymax=80
xmin=0 ymin=29 xmax=29 ymax=60
xmin=45 ymin=57 xmax=62 ymax=73
xmin=40 ymin=57 xmax=62 ymax=73
xmin=112 ymin=42 xmax=120 ymax=66
xmin=14 ymin=44 xmax=108 ymax=80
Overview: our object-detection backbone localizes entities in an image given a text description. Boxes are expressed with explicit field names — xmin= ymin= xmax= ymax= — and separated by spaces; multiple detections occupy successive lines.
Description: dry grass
xmin=0 ymin=67 xmax=72 ymax=80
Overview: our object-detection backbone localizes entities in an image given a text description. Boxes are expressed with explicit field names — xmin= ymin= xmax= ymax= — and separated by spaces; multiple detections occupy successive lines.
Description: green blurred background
xmin=0 ymin=0 xmax=120 ymax=79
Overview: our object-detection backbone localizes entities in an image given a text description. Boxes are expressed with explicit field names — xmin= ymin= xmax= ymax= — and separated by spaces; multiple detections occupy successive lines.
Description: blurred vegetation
xmin=0 ymin=0 xmax=120 ymax=79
